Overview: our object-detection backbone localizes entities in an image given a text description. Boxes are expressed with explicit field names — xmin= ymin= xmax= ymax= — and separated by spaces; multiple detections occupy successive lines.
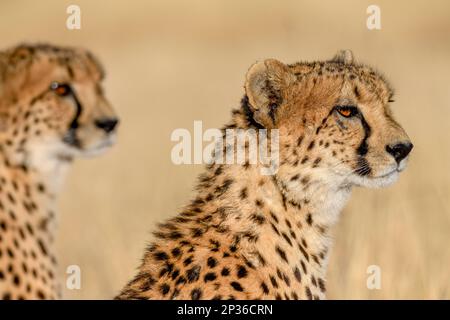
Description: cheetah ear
xmin=331 ymin=50 xmax=354 ymax=64
xmin=245 ymin=59 xmax=295 ymax=127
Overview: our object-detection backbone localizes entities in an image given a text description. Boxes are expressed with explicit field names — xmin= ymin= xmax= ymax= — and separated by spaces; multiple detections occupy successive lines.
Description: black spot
xmin=305 ymin=287 xmax=313 ymax=300
xmin=37 ymin=183 xmax=45 ymax=193
xmin=283 ymin=274 xmax=291 ymax=287
xmin=175 ymin=276 xmax=186 ymax=286
xmin=311 ymin=275 xmax=317 ymax=287
xmin=270 ymin=223 xmax=280 ymax=236
xmin=171 ymin=247 xmax=182 ymax=258
xmin=318 ymin=278 xmax=326 ymax=292
xmin=186 ymin=265 xmax=201 ymax=283
xmin=270 ymin=276 xmax=279 ymax=288
xmin=168 ymin=231 xmax=183 ymax=240
xmin=301 ymin=260 xmax=308 ymax=274
xmin=204 ymin=272 xmax=217 ymax=282
xmin=275 ymin=246 xmax=288 ymax=263
xmin=207 ymin=257 xmax=217 ymax=268
xmin=313 ymin=158 xmax=321 ymax=167
xmin=214 ymin=179 xmax=233 ymax=197
xmin=37 ymin=239 xmax=48 ymax=256
xmin=221 ymin=267 xmax=230 ymax=276
xmin=153 ymin=251 xmax=169 ymax=261
xmin=354 ymin=85 xmax=360 ymax=98
xmin=230 ymin=281 xmax=244 ymax=292
xmin=237 ymin=265 xmax=248 ymax=278
xmin=298 ymin=243 xmax=310 ymax=261
xmin=250 ymin=213 xmax=265 ymax=225
xmin=7 ymin=193 xmax=16 ymax=205
xmin=294 ymin=267 xmax=302 ymax=283
xmin=270 ymin=212 xmax=279 ymax=223
xmin=13 ymin=274 xmax=20 ymax=286
xmin=170 ymin=288 xmax=180 ymax=300
xmin=160 ymin=283 xmax=170 ymax=296
xmin=240 ymin=187 xmax=248 ymax=199
xmin=191 ymin=228 xmax=204 ymax=238
xmin=171 ymin=268 xmax=180 ymax=280
xmin=307 ymin=141 xmax=315 ymax=151
xmin=306 ymin=213 xmax=313 ymax=226
xmin=261 ymin=282 xmax=269 ymax=294
xmin=183 ymin=256 xmax=193 ymax=266
xmin=36 ymin=290 xmax=45 ymax=299
xmin=191 ymin=288 xmax=202 ymax=300
xmin=281 ymin=232 xmax=293 ymax=246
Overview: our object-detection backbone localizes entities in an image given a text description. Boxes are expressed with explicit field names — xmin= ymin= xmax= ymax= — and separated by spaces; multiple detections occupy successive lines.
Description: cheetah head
xmin=244 ymin=50 xmax=412 ymax=194
xmin=0 ymin=44 xmax=118 ymax=170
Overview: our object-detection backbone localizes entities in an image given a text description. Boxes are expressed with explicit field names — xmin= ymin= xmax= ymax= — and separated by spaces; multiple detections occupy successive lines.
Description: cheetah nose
xmin=95 ymin=118 xmax=119 ymax=133
xmin=386 ymin=142 xmax=413 ymax=164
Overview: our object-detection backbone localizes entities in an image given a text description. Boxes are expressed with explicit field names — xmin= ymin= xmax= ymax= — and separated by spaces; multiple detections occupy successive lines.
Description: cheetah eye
xmin=335 ymin=105 xmax=358 ymax=118
xmin=50 ymin=82 xmax=71 ymax=97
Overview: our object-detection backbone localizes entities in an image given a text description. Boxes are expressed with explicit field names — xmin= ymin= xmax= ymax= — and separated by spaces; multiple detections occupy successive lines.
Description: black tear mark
xmin=356 ymin=113 xmax=371 ymax=156
xmin=62 ymin=86 xmax=83 ymax=148
xmin=355 ymin=112 xmax=372 ymax=176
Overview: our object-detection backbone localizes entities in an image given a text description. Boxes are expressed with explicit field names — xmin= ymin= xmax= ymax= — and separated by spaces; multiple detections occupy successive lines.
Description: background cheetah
xmin=0 ymin=44 xmax=118 ymax=299
xmin=116 ymin=50 xmax=412 ymax=300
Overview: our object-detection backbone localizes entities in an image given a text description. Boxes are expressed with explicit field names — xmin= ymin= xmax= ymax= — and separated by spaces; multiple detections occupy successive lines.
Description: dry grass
xmin=0 ymin=0 xmax=448 ymax=299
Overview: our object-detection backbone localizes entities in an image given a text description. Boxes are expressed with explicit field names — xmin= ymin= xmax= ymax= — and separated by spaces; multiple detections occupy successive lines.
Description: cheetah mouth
xmin=81 ymin=135 xmax=117 ymax=157
xmin=373 ymin=167 xmax=402 ymax=180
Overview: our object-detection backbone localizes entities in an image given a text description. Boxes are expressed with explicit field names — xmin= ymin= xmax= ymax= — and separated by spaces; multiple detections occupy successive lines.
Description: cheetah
xmin=0 ymin=44 xmax=118 ymax=299
xmin=116 ymin=50 xmax=412 ymax=300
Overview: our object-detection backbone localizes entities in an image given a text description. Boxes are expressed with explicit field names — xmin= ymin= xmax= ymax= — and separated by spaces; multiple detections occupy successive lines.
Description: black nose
xmin=95 ymin=118 xmax=119 ymax=133
xmin=386 ymin=142 xmax=413 ymax=164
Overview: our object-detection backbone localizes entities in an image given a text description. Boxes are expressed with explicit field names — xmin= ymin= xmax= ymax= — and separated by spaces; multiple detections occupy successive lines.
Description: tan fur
xmin=0 ymin=44 xmax=118 ymax=299
xmin=117 ymin=51 xmax=412 ymax=300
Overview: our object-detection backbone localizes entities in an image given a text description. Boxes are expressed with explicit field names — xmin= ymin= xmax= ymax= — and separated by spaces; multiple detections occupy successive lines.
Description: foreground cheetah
xmin=0 ymin=44 xmax=118 ymax=299
xmin=117 ymin=50 xmax=412 ymax=300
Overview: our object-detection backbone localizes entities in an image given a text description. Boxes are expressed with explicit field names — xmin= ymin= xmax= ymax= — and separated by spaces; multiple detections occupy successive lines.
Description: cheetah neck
xmin=199 ymin=161 xmax=351 ymax=299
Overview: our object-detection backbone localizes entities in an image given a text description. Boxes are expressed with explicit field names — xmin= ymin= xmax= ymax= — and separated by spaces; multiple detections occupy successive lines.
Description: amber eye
xmin=335 ymin=105 xmax=358 ymax=118
xmin=50 ymin=82 xmax=71 ymax=96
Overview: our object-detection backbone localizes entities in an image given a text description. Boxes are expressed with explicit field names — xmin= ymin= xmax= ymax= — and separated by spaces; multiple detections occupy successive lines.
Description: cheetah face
xmin=0 ymin=44 xmax=118 ymax=169
xmin=244 ymin=50 xmax=412 ymax=193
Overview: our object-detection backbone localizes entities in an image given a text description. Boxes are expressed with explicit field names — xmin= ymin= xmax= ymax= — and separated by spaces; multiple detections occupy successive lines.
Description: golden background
xmin=0 ymin=0 xmax=449 ymax=299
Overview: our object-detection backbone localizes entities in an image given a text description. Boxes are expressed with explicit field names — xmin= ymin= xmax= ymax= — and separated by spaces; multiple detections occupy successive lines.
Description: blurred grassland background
xmin=0 ymin=0 xmax=449 ymax=299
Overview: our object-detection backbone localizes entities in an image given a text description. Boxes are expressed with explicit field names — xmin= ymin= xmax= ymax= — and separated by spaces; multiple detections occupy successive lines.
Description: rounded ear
xmin=244 ymin=59 xmax=295 ymax=127
xmin=331 ymin=50 xmax=354 ymax=64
